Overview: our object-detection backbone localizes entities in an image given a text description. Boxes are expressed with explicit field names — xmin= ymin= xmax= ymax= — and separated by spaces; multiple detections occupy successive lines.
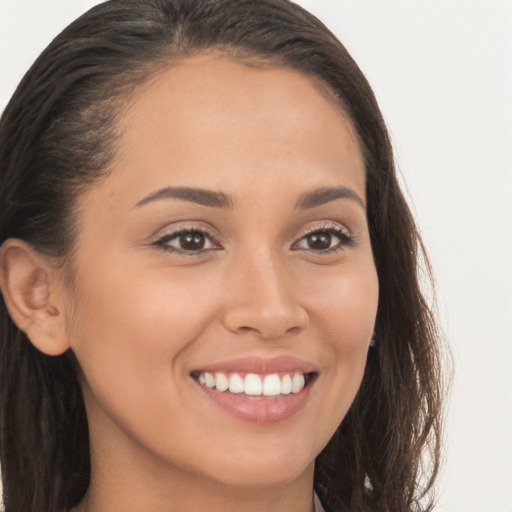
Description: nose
xmin=221 ymin=252 xmax=309 ymax=339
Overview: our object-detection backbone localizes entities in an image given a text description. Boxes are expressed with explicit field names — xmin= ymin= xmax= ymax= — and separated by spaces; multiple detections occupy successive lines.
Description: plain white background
xmin=1 ymin=1 xmax=511 ymax=511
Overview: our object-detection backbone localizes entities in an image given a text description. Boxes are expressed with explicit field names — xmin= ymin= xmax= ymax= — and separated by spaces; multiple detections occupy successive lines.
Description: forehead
xmin=124 ymin=53 xmax=347 ymax=123
xmin=114 ymin=54 xmax=364 ymax=186
xmin=90 ymin=53 xmax=366 ymax=215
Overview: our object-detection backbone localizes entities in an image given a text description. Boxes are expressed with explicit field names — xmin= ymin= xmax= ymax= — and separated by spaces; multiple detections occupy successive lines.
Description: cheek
xmin=308 ymin=259 xmax=378 ymax=349
xmin=329 ymin=268 xmax=378 ymax=377
xmin=66 ymin=259 xmax=220 ymax=407
xmin=304 ymin=260 xmax=378 ymax=430
xmin=71 ymin=253 xmax=215 ymax=342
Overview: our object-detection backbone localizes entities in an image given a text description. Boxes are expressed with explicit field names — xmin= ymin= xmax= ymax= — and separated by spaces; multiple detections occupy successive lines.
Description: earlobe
xmin=0 ymin=239 xmax=70 ymax=356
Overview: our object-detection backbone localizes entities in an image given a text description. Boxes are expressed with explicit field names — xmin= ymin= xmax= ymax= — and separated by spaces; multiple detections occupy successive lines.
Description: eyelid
xmin=149 ymin=219 xmax=219 ymax=239
xmin=299 ymin=222 xmax=352 ymax=238
xmin=151 ymin=223 xmax=222 ymax=254
xmin=291 ymin=222 xmax=355 ymax=252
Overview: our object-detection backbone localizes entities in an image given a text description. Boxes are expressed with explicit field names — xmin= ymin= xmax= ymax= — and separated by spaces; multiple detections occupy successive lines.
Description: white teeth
xmin=215 ymin=372 xmax=229 ymax=392
xmin=244 ymin=373 xmax=263 ymax=395
xmin=291 ymin=373 xmax=305 ymax=393
xmin=196 ymin=370 xmax=309 ymax=396
xmin=263 ymin=373 xmax=281 ymax=396
xmin=228 ymin=373 xmax=244 ymax=393
xmin=280 ymin=374 xmax=292 ymax=394
xmin=204 ymin=372 xmax=215 ymax=388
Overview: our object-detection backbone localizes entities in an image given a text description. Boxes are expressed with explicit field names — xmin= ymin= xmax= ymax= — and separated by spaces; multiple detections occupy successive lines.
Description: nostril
xmin=222 ymin=300 xmax=309 ymax=339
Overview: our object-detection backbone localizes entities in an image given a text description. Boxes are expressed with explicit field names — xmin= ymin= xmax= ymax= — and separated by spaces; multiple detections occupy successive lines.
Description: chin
xmin=192 ymin=445 xmax=315 ymax=489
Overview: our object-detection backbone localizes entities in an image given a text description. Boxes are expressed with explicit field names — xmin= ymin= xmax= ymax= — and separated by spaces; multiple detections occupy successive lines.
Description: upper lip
xmin=192 ymin=355 xmax=317 ymax=375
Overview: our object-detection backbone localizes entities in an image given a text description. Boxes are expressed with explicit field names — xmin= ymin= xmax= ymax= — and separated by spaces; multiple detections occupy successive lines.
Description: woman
xmin=0 ymin=1 xmax=444 ymax=511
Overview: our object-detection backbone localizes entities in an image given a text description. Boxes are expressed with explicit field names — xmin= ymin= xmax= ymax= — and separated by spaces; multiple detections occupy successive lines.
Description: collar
xmin=313 ymin=490 xmax=326 ymax=512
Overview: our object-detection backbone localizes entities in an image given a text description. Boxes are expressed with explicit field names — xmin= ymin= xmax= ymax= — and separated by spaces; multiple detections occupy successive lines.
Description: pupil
xmin=308 ymin=232 xmax=331 ymax=250
xmin=181 ymin=232 xmax=205 ymax=250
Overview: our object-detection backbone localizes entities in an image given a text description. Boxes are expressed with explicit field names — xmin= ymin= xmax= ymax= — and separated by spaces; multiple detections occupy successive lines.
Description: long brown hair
xmin=0 ymin=1 xmax=445 ymax=510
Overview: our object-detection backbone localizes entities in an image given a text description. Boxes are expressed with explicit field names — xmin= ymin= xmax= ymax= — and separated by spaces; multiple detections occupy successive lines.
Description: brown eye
xmin=179 ymin=232 xmax=206 ymax=250
xmin=305 ymin=232 xmax=332 ymax=250
xmin=154 ymin=229 xmax=217 ymax=253
xmin=293 ymin=226 xmax=354 ymax=253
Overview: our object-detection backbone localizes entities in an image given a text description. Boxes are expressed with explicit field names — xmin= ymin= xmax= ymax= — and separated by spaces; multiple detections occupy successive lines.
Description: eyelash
xmin=291 ymin=224 xmax=355 ymax=254
xmin=153 ymin=227 xmax=220 ymax=255
xmin=152 ymin=224 xmax=354 ymax=255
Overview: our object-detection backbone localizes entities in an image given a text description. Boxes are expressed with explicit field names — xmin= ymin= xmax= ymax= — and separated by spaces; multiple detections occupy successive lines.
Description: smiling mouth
xmin=191 ymin=371 xmax=317 ymax=398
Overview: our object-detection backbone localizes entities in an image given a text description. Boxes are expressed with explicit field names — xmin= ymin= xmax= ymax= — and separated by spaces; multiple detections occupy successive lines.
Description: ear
xmin=0 ymin=239 xmax=70 ymax=356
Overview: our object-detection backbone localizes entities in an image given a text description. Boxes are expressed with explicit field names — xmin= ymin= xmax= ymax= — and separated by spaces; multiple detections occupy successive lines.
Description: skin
xmin=53 ymin=55 xmax=379 ymax=512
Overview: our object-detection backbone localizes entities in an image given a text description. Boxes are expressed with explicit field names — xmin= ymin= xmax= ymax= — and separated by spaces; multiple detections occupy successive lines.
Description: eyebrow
xmin=135 ymin=185 xmax=364 ymax=211
xmin=135 ymin=186 xmax=235 ymax=209
xmin=295 ymin=186 xmax=365 ymax=209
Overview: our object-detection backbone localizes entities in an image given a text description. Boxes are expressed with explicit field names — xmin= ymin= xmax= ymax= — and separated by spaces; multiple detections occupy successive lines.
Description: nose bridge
xmin=222 ymin=246 xmax=308 ymax=338
xmin=242 ymin=249 xmax=288 ymax=306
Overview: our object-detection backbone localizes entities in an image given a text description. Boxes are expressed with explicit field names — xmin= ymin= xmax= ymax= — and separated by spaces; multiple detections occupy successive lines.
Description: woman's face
xmin=64 ymin=55 xmax=378 ymax=490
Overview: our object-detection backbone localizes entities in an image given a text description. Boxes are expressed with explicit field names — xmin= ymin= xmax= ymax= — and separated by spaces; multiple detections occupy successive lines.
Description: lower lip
xmin=195 ymin=381 xmax=312 ymax=423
